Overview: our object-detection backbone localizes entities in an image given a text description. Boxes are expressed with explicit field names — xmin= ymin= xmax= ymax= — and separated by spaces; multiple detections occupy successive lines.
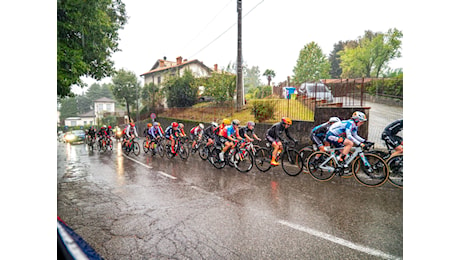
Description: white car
xmin=298 ymin=82 xmax=334 ymax=102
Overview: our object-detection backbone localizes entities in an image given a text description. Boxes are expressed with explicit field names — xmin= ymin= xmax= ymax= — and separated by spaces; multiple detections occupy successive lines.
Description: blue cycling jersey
xmin=327 ymin=119 xmax=365 ymax=145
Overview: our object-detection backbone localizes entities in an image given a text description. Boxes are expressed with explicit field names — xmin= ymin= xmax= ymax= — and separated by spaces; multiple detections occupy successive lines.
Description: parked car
xmin=65 ymin=130 xmax=86 ymax=144
xmin=298 ymin=82 xmax=334 ymax=102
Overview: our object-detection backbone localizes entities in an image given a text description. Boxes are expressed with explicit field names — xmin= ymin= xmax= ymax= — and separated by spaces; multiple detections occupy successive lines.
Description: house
xmin=64 ymin=97 xmax=127 ymax=127
xmin=64 ymin=110 xmax=96 ymax=127
xmin=140 ymin=56 xmax=222 ymax=106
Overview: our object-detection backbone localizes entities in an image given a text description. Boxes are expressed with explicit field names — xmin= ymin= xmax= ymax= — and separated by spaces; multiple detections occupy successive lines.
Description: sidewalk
xmin=364 ymin=100 xmax=403 ymax=149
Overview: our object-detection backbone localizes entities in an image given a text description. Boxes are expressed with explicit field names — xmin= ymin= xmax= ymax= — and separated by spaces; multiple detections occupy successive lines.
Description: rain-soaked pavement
xmin=57 ymin=139 xmax=403 ymax=259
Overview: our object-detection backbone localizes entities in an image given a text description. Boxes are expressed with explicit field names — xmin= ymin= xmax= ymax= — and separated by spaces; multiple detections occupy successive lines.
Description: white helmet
xmin=352 ymin=111 xmax=367 ymax=122
xmin=211 ymin=122 xmax=218 ymax=128
xmin=199 ymin=123 xmax=204 ymax=129
xmin=328 ymin=117 xmax=340 ymax=123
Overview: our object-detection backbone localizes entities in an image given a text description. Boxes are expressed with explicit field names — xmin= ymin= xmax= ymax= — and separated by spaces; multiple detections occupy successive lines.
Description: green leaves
xmin=57 ymin=0 xmax=127 ymax=98
xmin=292 ymin=42 xmax=331 ymax=85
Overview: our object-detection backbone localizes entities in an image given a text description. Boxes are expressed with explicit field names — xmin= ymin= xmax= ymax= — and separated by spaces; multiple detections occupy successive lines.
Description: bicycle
xmin=298 ymin=144 xmax=319 ymax=173
xmin=209 ymin=139 xmax=254 ymax=173
xmin=253 ymin=139 xmax=304 ymax=176
xmin=86 ymin=136 xmax=96 ymax=151
xmin=97 ymin=136 xmax=109 ymax=152
xmin=122 ymin=137 xmax=140 ymax=156
xmin=306 ymin=142 xmax=389 ymax=187
xmin=369 ymin=141 xmax=403 ymax=188
xmin=143 ymin=136 xmax=157 ymax=155
xmin=165 ymin=136 xmax=189 ymax=160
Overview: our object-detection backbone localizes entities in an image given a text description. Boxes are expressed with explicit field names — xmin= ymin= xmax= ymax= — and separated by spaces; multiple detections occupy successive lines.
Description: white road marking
xmin=158 ymin=171 xmax=177 ymax=180
xmin=278 ymin=220 xmax=401 ymax=260
xmin=122 ymin=154 xmax=153 ymax=169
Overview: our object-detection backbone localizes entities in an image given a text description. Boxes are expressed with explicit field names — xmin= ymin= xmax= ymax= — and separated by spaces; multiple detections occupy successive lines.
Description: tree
xmin=244 ymin=65 xmax=262 ymax=92
xmin=57 ymin=0 xmax=127 ymax=98
xmin=199 ymin=70 xmax=236 ymax=104
xmin=59 ymin=97 xmax=79 ymax=124
xmin=163 ymin=70 xmax=198 ymax=108
xmin=339 ymin=28 xmax=402 ymax=78
xmin=292 ymin=42 xmax=331 ymax=85
xmin=140 ymin=82 xmax=162 ymax=112
xmin=110 ymin=69 xmax=140 ymax=122
xmin=263 ymin=69 xmax=276 ymax=86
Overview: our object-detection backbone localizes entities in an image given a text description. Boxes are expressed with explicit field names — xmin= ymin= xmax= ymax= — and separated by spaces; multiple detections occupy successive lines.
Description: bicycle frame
xmin=317 ymin=146 xmax=370 ymax=173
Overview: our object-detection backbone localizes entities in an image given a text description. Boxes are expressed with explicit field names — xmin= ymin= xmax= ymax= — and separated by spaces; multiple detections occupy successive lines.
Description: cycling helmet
xmin=328 ymin=117 xmax=340 ymax=123
xmin=211 ymin=122 xmax=218 ymax=128
xmin=172 ymin=122 xmax=179 ymax=127
xmin=222 ymin=118 xmax=231 ymax=125
xmin=179 ymin=123 xmax=184 ymax=128
xmin=153 ymin=122 xmax=159 ymax=126
xmin=247 ymin=121 xmax=255 ymax=127
xmin=232 ymin=119 xmax=240 ymax=126
xmin=147 ymin=123 xmax=152 ymax=128
xmin=281 ymin=117 xmax=292 ymax=125
xmin=102 ymin=125 xmax=107 ymax=128
xmin=199 ymin=123 xmax=204 ymax=129
xmin=352 ymin=111 xmax=367 ymax=123
xmin=108 ymin=125 xmax=112 ymax=129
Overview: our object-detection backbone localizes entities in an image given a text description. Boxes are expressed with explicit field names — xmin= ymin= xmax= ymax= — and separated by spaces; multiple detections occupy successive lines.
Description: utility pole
xmin=236 ymin=0 xmax=243 ymax=111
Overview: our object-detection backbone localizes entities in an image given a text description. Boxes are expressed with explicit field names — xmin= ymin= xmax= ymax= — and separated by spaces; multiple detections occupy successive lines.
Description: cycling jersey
xmin=220 ymin=125 xmax=240 ymax=140
xmin=125 ymin=125 xmax=138 ymax=138
xmin=310 ymin=122 xmax=330 ymax=147
xmin=382 ymin=119 xmax=403 ymax=149
xmin=190 ymin=126 xmax=203 ymax=136
xmin=164 ymin=126 xmax=180 ymax=139
xmin=238 ymin=126 xmax=254 ymax=138
xmin=88 ymin=128 xmax=96 ymax=137
xmin=149 ymin=126 xmax=163 ymax=138
xmin=326 ymin=119 xmax=365 ymax=146
xmin=266 ymin=122 xmax=294 ymax=142
xmin=203 ymin=125 xmax=215 ymax=139
xmin=97 ymin=128 xmax=109 ymax=137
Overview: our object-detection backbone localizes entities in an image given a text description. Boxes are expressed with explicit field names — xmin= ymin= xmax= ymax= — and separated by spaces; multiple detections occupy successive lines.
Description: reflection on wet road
xmin=58 ymin=141 xmax=403 ymax=259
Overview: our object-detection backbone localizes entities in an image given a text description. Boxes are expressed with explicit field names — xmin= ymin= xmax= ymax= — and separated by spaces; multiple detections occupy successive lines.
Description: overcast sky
xmin=74 ymin=0 xmax=405 ymax=93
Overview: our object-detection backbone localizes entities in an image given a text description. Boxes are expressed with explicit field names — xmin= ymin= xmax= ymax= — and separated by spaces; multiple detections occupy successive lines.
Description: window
xmin=83 ymin=121 xmax=87 ymax=125
xmin=71 ymin=121 xmax=76 ymax=126
xmin=98 ymin=103 xmax=104 ymax=112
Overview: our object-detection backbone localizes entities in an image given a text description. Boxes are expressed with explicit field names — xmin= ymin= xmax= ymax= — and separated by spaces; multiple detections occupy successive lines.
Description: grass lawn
xmin=157 ymin=98 xmax=314 ymax=124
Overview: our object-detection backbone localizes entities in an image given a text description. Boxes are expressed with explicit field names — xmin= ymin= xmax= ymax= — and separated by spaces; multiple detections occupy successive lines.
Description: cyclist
xmin=123 ymin=122 xmax=139 ymax=149
xmin=97 ymin=125 xmax=109 ymax=147
xmin=310 ymin=117 xmax=341 ymax=152
xmin=381 ymin=119 xmax=403 ymax=156
xmin=325 ymin=111 xmax=369 ymax=167
xmin=266 ymin=117 xmax=297 ymax=166
xmin=190 ymin=123 xmax=204 ymax=152
xmin=150 ymin=122 xmax=164 ymax=139
xmin=164 ymin=122 xmax=181 ymax=154
xmin=87 ymin=126 xmax=96 ymax=143
xmin=239 ymin=121 xmax=262 ymax=143
xmin=178 ymin=123 xmax=187 ymax=137
xmin=203 ymin=122 xmax=219 ymax=148
xmin=144 ymin=123 xmax=153 ymax=149
xmin=218 ymin=119 xmax=243 ymax=161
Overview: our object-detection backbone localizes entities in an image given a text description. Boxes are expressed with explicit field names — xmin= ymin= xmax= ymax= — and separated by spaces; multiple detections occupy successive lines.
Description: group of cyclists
xmin=83 ymin=111 xmax=402 ymax=176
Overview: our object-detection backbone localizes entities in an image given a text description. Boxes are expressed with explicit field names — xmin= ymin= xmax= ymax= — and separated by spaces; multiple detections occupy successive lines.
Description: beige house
xmin=64 ymin=97 xmax=127 ymax=127
xmin=140 ymin=56 xmax=222 ymax=107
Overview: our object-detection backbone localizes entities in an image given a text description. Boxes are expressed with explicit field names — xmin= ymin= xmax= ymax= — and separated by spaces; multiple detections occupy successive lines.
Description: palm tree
xmin=263 ymin=69 xmax=276 ymax=86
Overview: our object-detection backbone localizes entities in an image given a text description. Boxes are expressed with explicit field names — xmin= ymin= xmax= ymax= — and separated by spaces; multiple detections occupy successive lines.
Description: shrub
xmin=251 ymin=100 xmax=276 ymax=122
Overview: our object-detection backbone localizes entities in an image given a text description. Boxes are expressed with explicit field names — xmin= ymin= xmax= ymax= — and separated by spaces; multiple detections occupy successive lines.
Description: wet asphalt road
xmin=57 ymin=140 xmax=402 ymax=260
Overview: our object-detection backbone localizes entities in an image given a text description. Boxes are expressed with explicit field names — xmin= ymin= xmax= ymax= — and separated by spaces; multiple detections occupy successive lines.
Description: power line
xmin=189 ymin=0 xmax=264 ymax=59
xmin=180 ymin=0 xmax=233 ymax=52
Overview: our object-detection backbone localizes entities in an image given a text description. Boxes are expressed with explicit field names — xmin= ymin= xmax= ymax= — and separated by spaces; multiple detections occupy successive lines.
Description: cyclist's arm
xmin=345 ymin=126 xmax=365 ymax=145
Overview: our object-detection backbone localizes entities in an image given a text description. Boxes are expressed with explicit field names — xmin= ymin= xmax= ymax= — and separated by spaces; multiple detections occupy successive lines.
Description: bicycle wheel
xmin=143 ymin=140 xmax=149 ymax=153
xmin=299 ymin=146 xmax=314 ymax=173
xmin=108 ymin=139 xmax=113 ymax=151
xmin=132 ymin=142 xmax=140 ymax=156
xmin=157 ymin=142 xmax=165 ymax=157
xmin=352 ymin=153 xmax=388 ymax=187
xmin=254 ymin=147 xmax=272 ymax=172
xmin=179 ymin=143 xmax=189 ymax=160
xmin=306 ymin=152 xmax=336 ymax=181
xmin=198 ymin=145 xmax=209 ymax=160
xmin=123 ymin=143 xmax=130 ymax=155
xmin=235 ymin=149 xmax=254 ymax=173
xmin=386 ymin=155 xmax=403 ymax=188
xmin=210 ymin=148 xmax=225 ymax=169
xmin=164 ymin=144 xmax=173 ymax=159
xmin=281 ymin=149 xmax=304 ymax=176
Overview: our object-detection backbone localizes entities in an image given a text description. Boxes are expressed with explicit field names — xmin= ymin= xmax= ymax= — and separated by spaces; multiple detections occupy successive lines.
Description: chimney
xmin=176 ymin=56 xmax=183 ymax=65
xmin=159 ymin=60 xmax=165 ymax=67
xmin=214 ymin=64 xmax=218 ymax=71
